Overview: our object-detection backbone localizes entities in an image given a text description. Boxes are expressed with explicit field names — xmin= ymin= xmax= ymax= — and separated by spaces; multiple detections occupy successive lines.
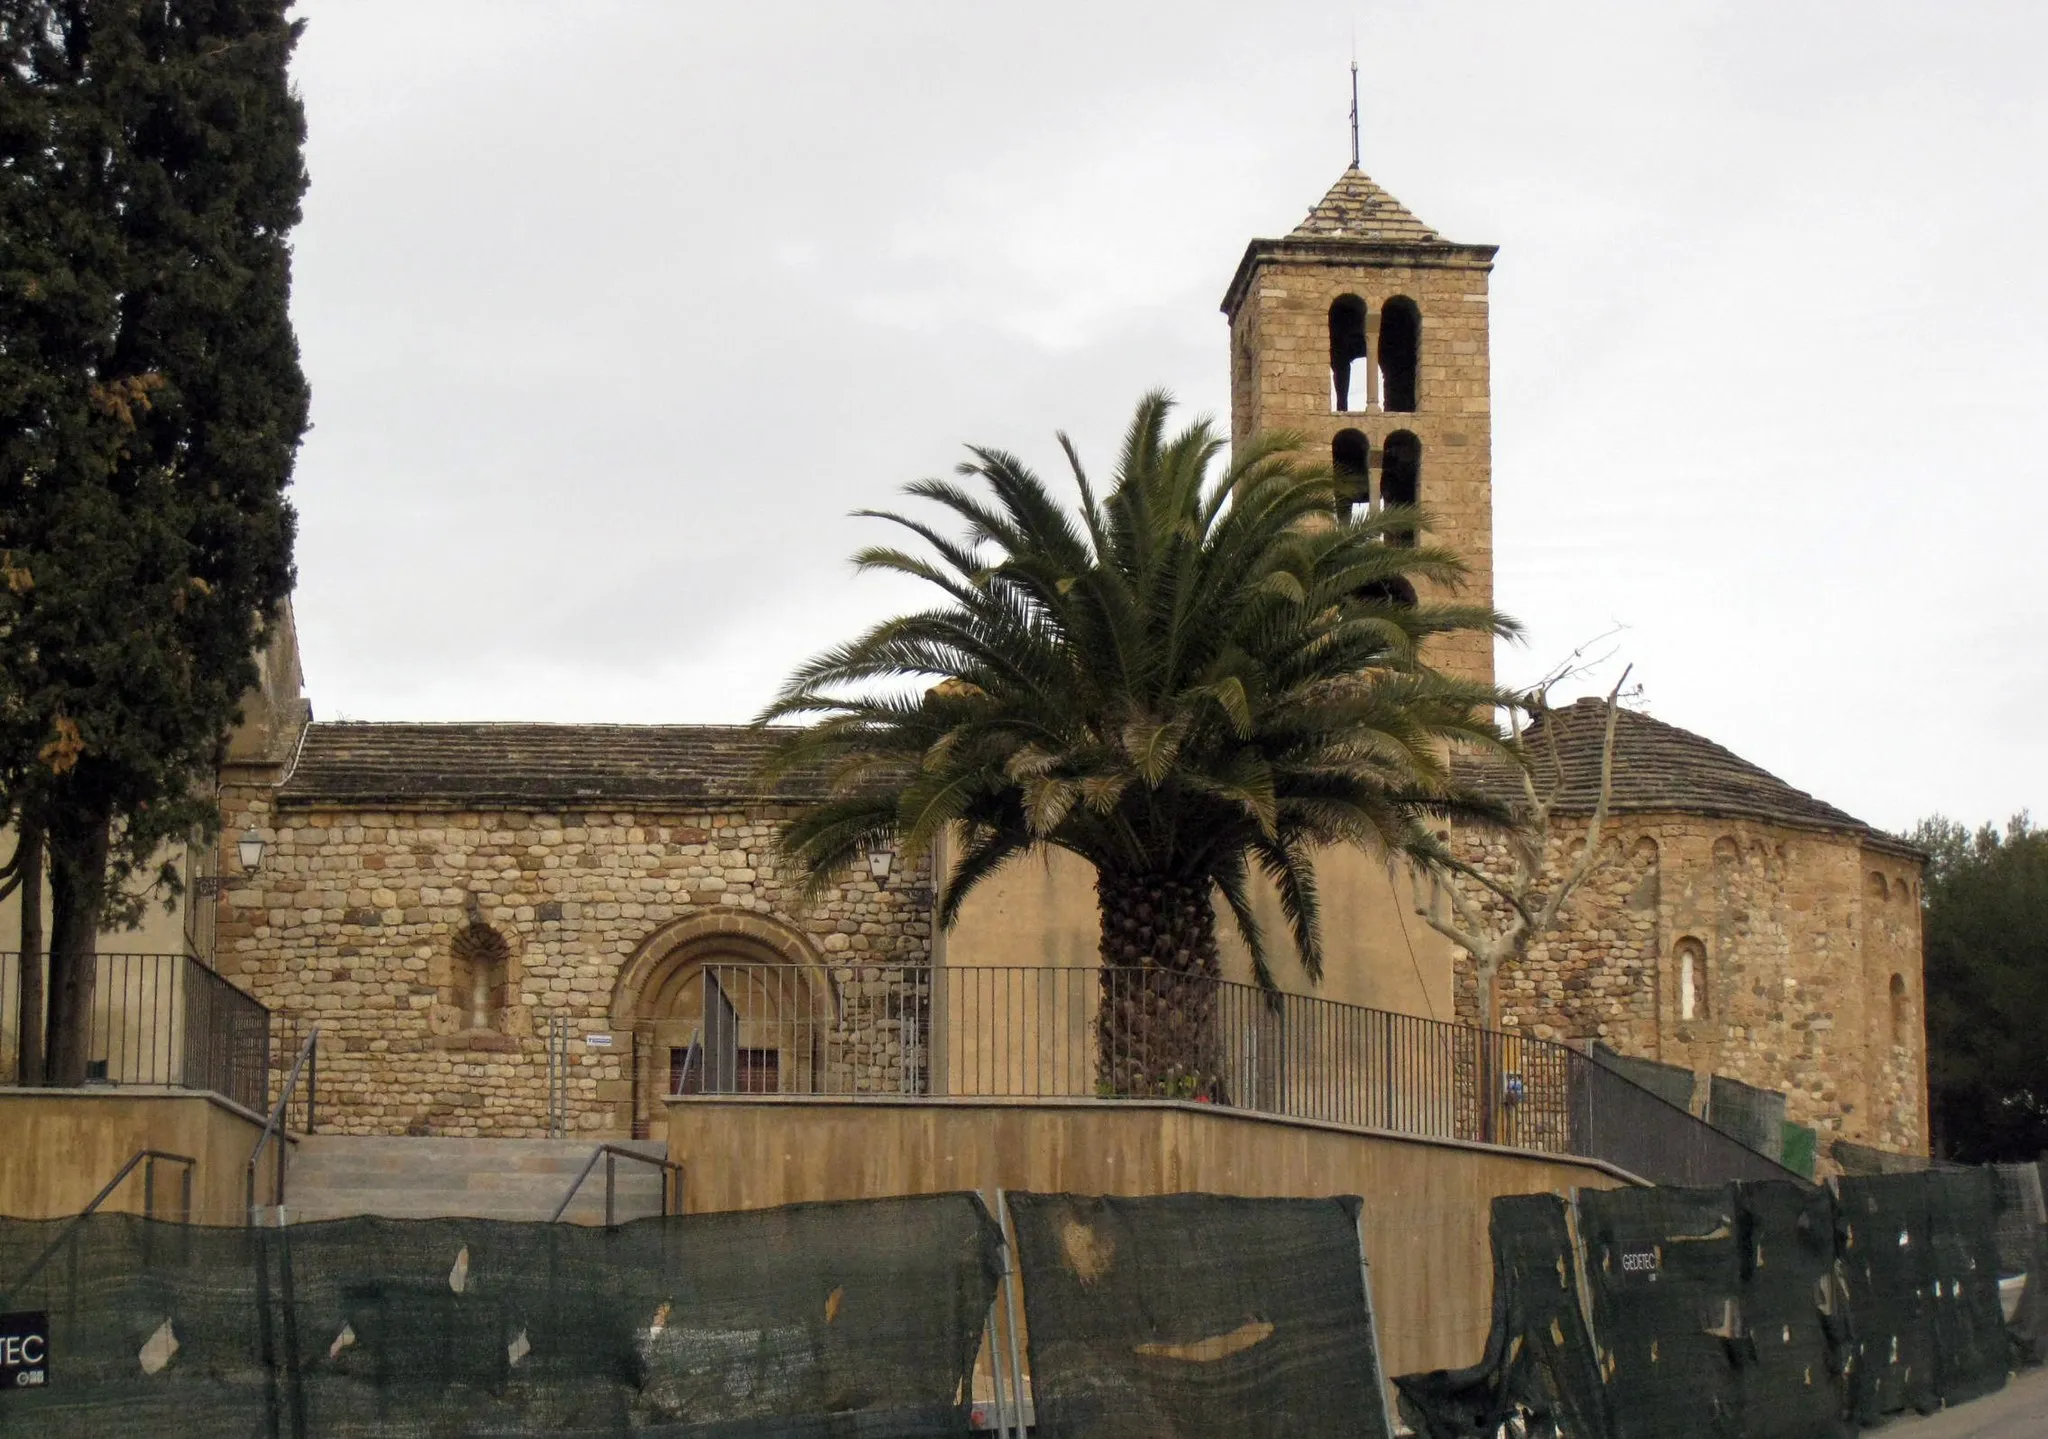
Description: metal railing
xmin=549 ymin=1144 xmax=685 ymax=1227
xmin=248 ymin=1027 xmax=318 ymax=1224
xmin=0 ymin=1149 xmax=195 ymax=1308
xmin=662 ymin=962 xmax=1799 ymax=1187
xmin=265 ymin=1015 xmax=324 ymax=1134
xmin=0 ymin=950 xmax=271 ymax=1111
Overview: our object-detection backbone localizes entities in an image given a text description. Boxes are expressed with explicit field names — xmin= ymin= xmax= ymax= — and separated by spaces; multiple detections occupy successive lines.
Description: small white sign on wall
xmin=585 ymin=1033 xmax=614 ymax=1048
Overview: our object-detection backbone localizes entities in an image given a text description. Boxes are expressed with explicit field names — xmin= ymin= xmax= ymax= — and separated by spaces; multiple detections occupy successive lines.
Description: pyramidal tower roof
xmin=1290 ymin=165 xmax=1442 ymax=244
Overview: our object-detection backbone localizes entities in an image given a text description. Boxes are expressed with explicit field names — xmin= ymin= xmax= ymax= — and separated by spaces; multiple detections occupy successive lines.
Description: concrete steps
xmin=281 ymin=1136 xmax=673 ymax=1225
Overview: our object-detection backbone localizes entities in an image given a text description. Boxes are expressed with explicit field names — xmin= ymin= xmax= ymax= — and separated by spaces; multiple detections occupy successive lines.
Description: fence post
xmin=995 ymin=1190 xmax=1029 ymax=1438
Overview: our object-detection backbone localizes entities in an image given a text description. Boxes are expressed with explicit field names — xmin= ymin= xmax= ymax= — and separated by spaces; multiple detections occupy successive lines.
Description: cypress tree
xmin=0 ymin=0 xmax=307 ymax=1083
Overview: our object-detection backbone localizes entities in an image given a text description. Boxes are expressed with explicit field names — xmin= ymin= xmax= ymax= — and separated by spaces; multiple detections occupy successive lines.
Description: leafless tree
xmin=1419 ymin=664 xmax=1633 ymax=1030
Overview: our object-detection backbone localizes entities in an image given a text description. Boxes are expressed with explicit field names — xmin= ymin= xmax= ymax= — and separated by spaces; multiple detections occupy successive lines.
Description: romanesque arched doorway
xmin=610 ymin=913 xmax=834 ymax=1137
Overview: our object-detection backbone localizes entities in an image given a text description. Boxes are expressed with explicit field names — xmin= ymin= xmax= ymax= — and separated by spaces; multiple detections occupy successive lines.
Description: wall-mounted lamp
xmin=863 ymin=839 xmax=895 ymax=885
xmin=237 ymin=827 xmax=267 ymax=874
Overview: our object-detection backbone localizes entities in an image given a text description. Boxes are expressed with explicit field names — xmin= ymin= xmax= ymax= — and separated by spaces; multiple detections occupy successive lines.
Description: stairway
xmin=280 ymin=1136 xmax=673 ymax=1225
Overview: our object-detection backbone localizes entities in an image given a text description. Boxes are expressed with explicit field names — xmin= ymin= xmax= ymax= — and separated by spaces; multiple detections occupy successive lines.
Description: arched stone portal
xmin=611 ymin=913 xmax=835 ymax=1136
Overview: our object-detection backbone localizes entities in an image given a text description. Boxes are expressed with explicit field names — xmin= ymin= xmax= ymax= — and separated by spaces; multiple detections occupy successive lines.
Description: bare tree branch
xmin=1417 ymin=660 xmax=1634 ymax=1028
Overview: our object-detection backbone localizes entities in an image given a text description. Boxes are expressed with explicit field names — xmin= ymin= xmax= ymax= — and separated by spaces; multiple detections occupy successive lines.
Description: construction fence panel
xmin=1836 ymin=1170 xmax=2011 ymax=1423
xmin=1577 ymin=1184 xmax=1747 ymax=1439
xmin=0 ymin=1194 xmax=1003 ymax=1438
xmin=1392 ymin=1191 xmax=1611 ymax=1439
xmin=1004 ymin=1191 xmax=1392 ymax=1439
xmin=0 ymin=1214 xmax=276 ymax=1436
xmin=1919 ymin=1169 xmax=2011 ymax=1409
xmin=1396 ymin=1171 xmax=2027 ymax=1439
xmin=1734 ymin=1180 xmax=1854 ymax=1439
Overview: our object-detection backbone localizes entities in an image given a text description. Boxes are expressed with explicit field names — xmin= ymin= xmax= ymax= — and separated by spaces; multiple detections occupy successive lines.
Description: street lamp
xmin=863 ymin=839 xmax=894 ymax=885
xmin=237 ymin=828 xmax=267 ymax=874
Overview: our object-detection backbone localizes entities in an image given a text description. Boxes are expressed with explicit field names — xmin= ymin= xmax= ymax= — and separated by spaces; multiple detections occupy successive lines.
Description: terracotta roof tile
xmin=277 ymin=722 xmax=826 ymax=809
xmin=1452 ymin=700 xmax=1920 ymax=859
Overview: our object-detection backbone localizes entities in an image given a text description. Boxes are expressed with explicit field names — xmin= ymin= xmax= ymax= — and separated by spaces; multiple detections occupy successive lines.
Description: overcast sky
xmin=282 ymin=0 xmax=2045 ymax=835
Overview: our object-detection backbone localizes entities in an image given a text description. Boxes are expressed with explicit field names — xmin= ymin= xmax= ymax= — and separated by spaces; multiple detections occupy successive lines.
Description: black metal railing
xmin=0 ymin=1149 xmax=196 ymax=1308
xmin=265 ymin=1014 xmax=324 ymax=1134
xmin=660 ymin=962 xmax=1798 ymax=1187
xmin=248 ymin=1027 xmax=318 ymax=1224
xmin=0 ymin=951 xmax=271 ymax=1112
xmin=549 ymin=1144 xmax=685 ymax=1227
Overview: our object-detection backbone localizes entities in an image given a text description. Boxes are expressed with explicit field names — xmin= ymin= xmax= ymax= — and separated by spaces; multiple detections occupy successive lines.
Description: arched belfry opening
xmin=1380 ymin=430 xmax=1421 ymax=546
xmin=1379 ymin=296 xmax=1420 ymax=412
xmin=1356 ymin=575 xmax=1417 ymax=608
xmin=1331 ymin=429 xmax=1370 ymax=519
xmin=1329 ymin=295 xmax=1370 ymax=412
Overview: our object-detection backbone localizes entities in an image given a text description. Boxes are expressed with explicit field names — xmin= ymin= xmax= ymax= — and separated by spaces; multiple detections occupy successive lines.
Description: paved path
xmin=1879 ymin=1368 xmax=2048 ymax=1438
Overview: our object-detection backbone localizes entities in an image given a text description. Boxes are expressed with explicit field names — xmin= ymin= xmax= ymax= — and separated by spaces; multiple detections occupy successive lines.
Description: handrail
xmin=247 ymin=1026 xmax=318 ymax=1225
xmin=549 ymin=1143 xmax=684 ymax=1227
xmin=0 ymin=1149 xmax=195 ymax=1307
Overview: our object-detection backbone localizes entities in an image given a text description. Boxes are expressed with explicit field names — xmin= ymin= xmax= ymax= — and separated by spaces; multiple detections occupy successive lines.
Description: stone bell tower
xmin=1221 ymin=165 xmax=1498 ymax=685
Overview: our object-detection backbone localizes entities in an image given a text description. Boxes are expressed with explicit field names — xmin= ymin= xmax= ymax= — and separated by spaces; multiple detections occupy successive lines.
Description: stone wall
xmin=1446 ymin=813 xmax=1927 ymax=1157
xmin=1860 ymin=867 xmax=1926 ymax=1155
xmin=213 ymin=782 xmax=933 ymax=1138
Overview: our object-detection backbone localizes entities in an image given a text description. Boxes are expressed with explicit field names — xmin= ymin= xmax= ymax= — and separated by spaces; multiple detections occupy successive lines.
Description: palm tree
xmin=760 ymin=392 xmax=1517 ymax=1094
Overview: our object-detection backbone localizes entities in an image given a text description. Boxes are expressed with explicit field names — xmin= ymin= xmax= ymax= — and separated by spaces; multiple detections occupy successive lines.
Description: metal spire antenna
xmin=1348 ymin=37 xmax=1361 ymax=168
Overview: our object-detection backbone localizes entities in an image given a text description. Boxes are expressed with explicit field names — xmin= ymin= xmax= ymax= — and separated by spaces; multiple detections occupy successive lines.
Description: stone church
xmin=207 ymin=163 xmax=1927 ymax=1161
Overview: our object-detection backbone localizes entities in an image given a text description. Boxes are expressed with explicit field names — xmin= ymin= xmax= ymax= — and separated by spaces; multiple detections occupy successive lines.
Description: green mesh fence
xmin=1003 ymin=1192 xmax=1392 ymax=1439
xmin=1392 ymin=1192 xmax=1610 ymax=1439
xmin=1393 ymin=1169 xmax=2025 ymax=1439
xmin=1707 ymin=1078 xmax=1787 ymax=1164
xmin=1780 ymin=1125 xmax=1820 ymax=1182
xmin=1578 ymin=1184 xmax=1747 ymax=1439
xmin=1 ymin=1177 xmax=2024 ymax=1436
xmin=1989 ymin=1162 xmax=2045 ymax=1276
xmin=1734 ymin=1180 xmax=1854 ymax=1439
xmin=1403 ymin=1183 xmax=1861 ymax=1439
xmin=0 ymin=1195 xmax=1002 ymax=1437
xmin=2010 ymin=1228 xmax=2048 ymax=1369
xmin=1836 ymin=1172 xmax=1938 ymax=1421
xmin=1588 ymin=1043 xmax=1698 ymax=1112
xmin=1835 ymin=1170 xmax=2010 ymax=1422
xmin=1921 ymin=1169 xmax=2010 ymax=1408
xmin=0 ymin=1214 xmax=275 ymax=1434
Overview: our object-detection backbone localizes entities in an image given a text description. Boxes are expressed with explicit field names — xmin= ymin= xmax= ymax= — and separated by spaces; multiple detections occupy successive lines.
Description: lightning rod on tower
xmin=1349 ymin=55 xmax=1360 ymax=168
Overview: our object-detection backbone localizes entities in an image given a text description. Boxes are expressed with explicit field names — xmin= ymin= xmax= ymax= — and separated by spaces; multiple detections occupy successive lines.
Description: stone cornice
xmin=1221 ymin=236 xmax=1499 ymax=319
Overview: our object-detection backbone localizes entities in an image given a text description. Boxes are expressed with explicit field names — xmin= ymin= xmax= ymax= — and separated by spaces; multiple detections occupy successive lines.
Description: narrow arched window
xmin=1379 ymin=296 xmax=1421 ymax=412
xmin=1889 ymin=974 xmax=1909 ymax=1046
xmin=451 ymin=922 xmax=511 ymax=1031
xmin=1380 ymin=430 xmax=1421 ymax=546
xmin=1329 ymin=295 xmax=1369 ymax=413
xmin=1332 ymin=429 xmax=1369 ymax=519
xmin=1675 ymin=938 xmax=1709 ymax=1022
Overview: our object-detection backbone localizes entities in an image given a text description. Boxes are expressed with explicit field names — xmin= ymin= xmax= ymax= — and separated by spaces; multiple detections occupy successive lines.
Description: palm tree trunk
xmin=1094 ymin=870 xmax=1221 ymax=1098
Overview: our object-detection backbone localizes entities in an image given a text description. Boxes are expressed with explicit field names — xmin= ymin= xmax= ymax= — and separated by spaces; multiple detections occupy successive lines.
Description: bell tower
xmin=1221 ymin=165 xmax=1498 ymax=685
